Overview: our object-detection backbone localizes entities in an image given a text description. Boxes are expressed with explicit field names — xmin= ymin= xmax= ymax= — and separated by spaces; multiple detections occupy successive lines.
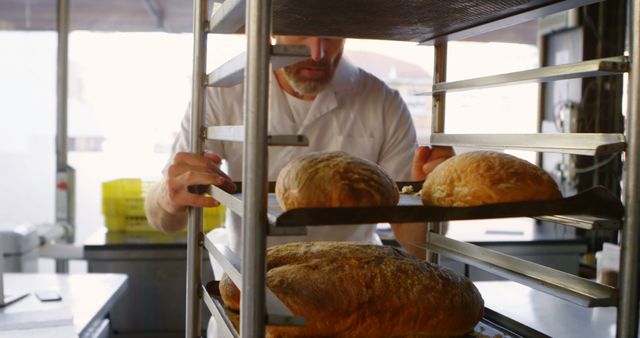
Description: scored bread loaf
xmin=421 ymin=151 xmax=562 ymax=207
xmin=219 ymin=241 xmax=484 ymax=337
xmin=275 ymin=151 xmax=399 ymax=210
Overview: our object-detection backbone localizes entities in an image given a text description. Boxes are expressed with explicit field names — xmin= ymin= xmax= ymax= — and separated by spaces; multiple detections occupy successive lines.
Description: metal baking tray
xmin=271 ymin=185 xmax=623 ymax=228
xmin=213 ymin=183 xmax=623 ymax=231
xmin=204 ymin=280 xmax=541 ymax=338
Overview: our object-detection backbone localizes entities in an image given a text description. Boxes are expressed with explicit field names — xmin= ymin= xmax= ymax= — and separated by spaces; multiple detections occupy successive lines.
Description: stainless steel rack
xmin=185 ymin=0 xmax=640 ymax=337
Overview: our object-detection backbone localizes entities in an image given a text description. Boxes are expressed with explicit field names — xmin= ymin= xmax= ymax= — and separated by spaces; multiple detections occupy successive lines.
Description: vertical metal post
xmin=186 ymin=0 xmax=207 ymax=336
xmin=431 ymin=42 xmax=447 ymax=134
xmin=0 ymin=247 xmax=4 ymax=305
xmin=55 ymin=0 xmax=72 ymax=273
xmin=427 ymin=42 xmax=447 ymax=264
xmin=618 ymin=0 xmax=640 ymax=336
xmin=241 ymin=0 xmax=272 ymax=336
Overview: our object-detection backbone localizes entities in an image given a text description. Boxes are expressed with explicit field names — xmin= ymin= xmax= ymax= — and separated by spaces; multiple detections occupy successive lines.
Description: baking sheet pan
xmin=266 ymin=185 xmax=623 ymax=227
xmin=205 ymin=280 xmax=534 ymax=338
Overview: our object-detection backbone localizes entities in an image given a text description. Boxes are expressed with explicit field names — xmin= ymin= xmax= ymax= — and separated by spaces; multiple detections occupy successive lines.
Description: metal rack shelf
xmin=208 ymin=0 xmax=602 ymax=43
xmin=421 ymin=56 xmax=629 ymax=94
xmin=535 ymin=215 xmax=620 ymax=230
xmin=206 ymin=125 xmax=309 ymax=146
xmin=203 ymin=238 xmax=306 ymax=326
xmin=275 ymin=186 xmax=622 ymax=226
xmin=186 ymin=0 xmax=640 ymax=336
xmin=420 ymin=233 xmax=617 ymax=307
xmin=202 ymin=288 xmax=238 ymax=338
xmin=428 ymin=133 xmax=626 ymax=156
xmin=207 ymin=45 xmax=309 ymax=87
xmin=210 ymin=184 xmax=623 ymax=233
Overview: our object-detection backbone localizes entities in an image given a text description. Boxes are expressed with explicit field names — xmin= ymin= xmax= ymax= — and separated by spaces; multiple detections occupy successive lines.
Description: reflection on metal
xmin=419 ymin=233 xmax=617 ymax=307
xmin=204 ymin=239 xmax=241 ymax=286
xmin=421 ymin=56 xmax=629 ymax=94
xmin=535 ymin=215 xmax=620 ymax=230
xmin=207 ymin=45 xmax=309 ymax=87
xmin=429 ymin=133 xmax=626 ymax=156
xmin=208 ymin=0 xmax=245 ymax=33
xmin=209 ymin=186 xmax=244 ymax=218
xmin=207 ymin=126 xmax=309 ymax=146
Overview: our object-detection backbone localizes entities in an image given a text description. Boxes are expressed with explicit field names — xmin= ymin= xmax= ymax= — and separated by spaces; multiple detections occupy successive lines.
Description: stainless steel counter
xmin=0 ymin=273 xmax=127 ymax=337
xmin=84 ymin=228 xmax=214 ymax=338
xmin=476 ymin=281 xmax=638 ymax=337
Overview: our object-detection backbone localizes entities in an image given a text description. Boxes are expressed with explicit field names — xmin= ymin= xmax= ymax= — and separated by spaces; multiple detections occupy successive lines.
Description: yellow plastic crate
xmin=102 ymin=178 xmax=225 ymax=232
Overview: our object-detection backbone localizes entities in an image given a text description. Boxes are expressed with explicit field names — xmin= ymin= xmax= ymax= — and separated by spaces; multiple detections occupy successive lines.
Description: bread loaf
xmin=275 ymin=151 xmax=399 ymax=210
xmin=219 ymin=241 xmax=484 ymax=337
xmin=421 ymin=151 xmax=561 ymax=207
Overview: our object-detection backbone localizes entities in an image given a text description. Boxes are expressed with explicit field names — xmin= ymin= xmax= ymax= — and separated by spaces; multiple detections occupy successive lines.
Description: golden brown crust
xmin=219 ymin=242 xmax=484 ymax=337
xmin=275 ymin=151 xmax=399 ymax=210
xmin=421 ymin=151 xmax=562 ymax=207
xmin=219 ymin=274 xmax=241 ymax=311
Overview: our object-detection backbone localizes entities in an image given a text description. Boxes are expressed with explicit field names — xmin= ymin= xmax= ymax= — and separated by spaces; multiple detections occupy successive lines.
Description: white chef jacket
xmin=169 ymin=57 xmax=417 ymax=254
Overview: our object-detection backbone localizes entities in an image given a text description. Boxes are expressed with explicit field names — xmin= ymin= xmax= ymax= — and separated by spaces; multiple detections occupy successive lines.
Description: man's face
xmin=275 ymin=36 xmax=345 ymax=96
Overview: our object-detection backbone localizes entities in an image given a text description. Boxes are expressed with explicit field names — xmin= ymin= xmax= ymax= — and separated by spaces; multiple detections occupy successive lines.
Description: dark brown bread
xmin=219 ymin=241 xmax=484 ymax=337
xmin=275 ymin=151 xmax=399 ymax=210
xmin=421 ymin=151 xmax=562 ymax=207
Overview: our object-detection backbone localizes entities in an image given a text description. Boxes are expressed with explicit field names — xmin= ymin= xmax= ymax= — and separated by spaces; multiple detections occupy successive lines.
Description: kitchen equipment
xmin=0 ymin=224 xmax=39 ymax=273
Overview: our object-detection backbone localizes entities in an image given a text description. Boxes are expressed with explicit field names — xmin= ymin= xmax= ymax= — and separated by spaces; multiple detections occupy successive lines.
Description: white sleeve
xmin=377 ymin=88 xmax=418 ymax=181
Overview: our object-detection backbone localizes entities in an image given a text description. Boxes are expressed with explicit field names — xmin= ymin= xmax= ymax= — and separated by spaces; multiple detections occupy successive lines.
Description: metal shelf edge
xmin=535 ymin=215 xmax=620 ymax=230
xmin=208 ymin=0 xmax=245 ymax=34
xmin=422 ymin=233 xmax=617 ymax=307
xmin=207 ymin=45 xmax=309 ymax=87
xmin=202 ymin=286 xmax=239 ymax=338
xmin=274 ymin=186 xmax=623 ymax=227
xmin=420 ymin=0 xmax=603 ymax=45
xmin=207 ymin=126 xmax=309 ymax=146
xmin=204 ymin=238 xmax=242 ymax=286
xmin=428 ymin=133 xmax=626 ymax=156
xmin=203 ymin=238 xmax=306 ymax=327
xmin=210 ymin=185 xmax=244 ymax=217
xmin=423 ymin=56 xmax=628 ymax=94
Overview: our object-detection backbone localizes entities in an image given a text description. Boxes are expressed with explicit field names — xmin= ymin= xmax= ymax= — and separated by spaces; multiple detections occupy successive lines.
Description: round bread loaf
xmin=219 ymin=241 xmax=484 ymax=337
xmin=275 ymin=151 xmax=399 ymax=210
xmin=421 ymin=151 xmax=562 ymax=206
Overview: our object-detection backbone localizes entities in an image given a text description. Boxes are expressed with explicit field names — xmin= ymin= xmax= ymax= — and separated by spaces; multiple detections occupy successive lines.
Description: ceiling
xmin=0 ymin=0 xmax=538 ymax=44
xmin=0 ymin=0 xmax=194 ymax=33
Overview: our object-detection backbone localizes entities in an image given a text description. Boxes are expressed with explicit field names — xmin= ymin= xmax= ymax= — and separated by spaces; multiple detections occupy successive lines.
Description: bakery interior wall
xmin=1 ymin=0 xmax=560 ymax=277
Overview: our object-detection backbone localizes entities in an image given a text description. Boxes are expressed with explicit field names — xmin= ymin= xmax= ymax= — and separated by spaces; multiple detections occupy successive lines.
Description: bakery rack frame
xmin=184 ymin=0 xmax=640 ymax=337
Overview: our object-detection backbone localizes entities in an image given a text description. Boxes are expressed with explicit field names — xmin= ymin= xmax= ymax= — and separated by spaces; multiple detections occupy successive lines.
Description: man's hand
xmin=145 ymin=151 xmax=236 ymax=233
xmin=159 ymin=151 xmax=236 ymax=214
xmin=411 ymin=146 xmax=455 ymax=181
xmin=390 ymin=146 xmax=454 ymax=259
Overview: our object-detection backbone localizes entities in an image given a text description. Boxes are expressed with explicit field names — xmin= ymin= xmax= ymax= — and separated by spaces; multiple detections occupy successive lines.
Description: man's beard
xmin=282 ymin=58 xmax=337 ymax=96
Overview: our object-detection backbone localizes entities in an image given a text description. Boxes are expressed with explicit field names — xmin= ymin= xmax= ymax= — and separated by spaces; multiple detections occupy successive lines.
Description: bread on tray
xmin=219 ymin=241 xmax=484 ymax=337
xmin=275 ymin=151 xmax=399 ymax=210
xmin=421 ymin=151 xmax=562 ymax=207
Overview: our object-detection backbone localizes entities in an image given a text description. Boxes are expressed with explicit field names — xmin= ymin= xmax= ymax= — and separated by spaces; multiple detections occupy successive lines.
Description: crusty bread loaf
xmin=219 ymin=241 xmax=484 ymax=337
xmin=421 ymin=151 xmax=562 ymax=207
xmin=275 ymin=151 xmax=399 ymax=210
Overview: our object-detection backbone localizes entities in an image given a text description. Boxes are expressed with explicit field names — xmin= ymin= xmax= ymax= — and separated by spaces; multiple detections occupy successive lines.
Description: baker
xmin=144 ymin=35 xmax=453 ymax=258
